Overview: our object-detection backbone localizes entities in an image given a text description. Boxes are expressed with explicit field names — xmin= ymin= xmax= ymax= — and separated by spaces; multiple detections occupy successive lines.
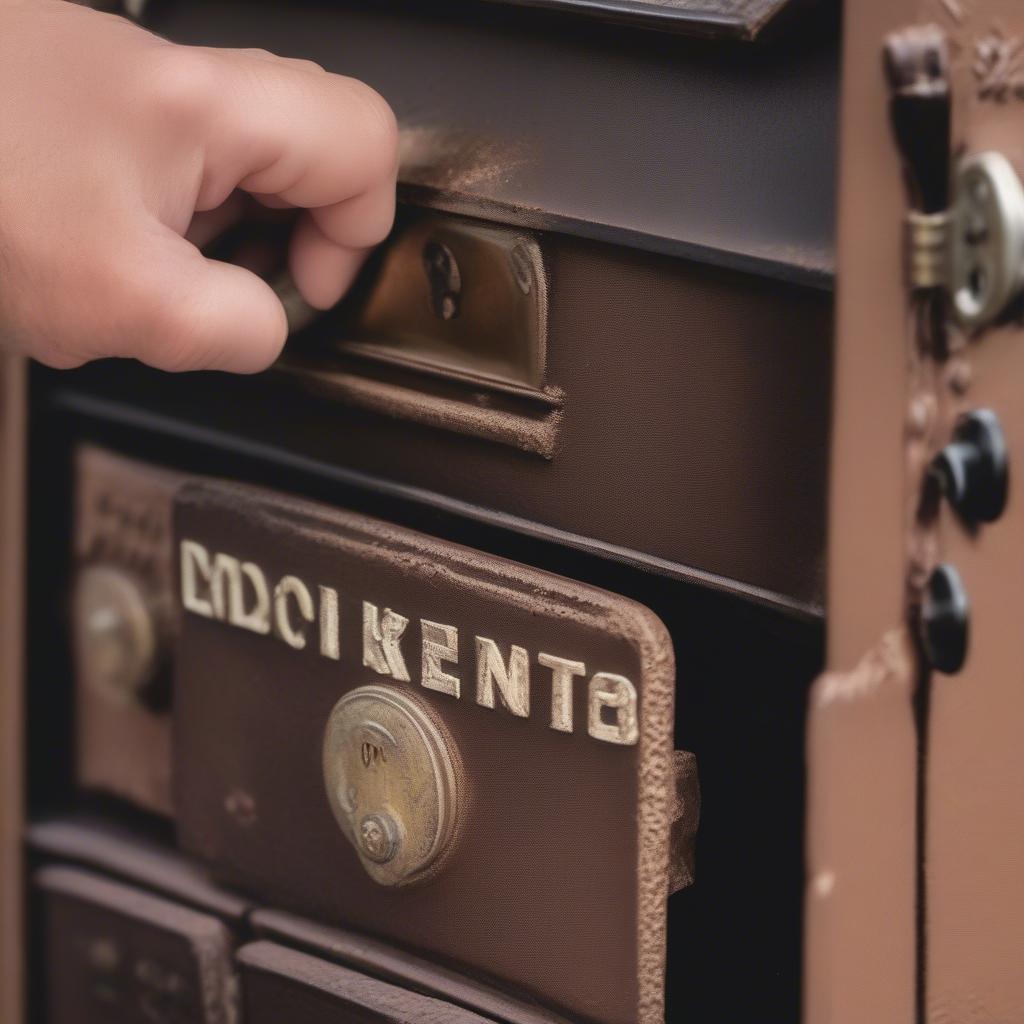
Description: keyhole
xmin=422 ymin=240 xmax=461 ymax=320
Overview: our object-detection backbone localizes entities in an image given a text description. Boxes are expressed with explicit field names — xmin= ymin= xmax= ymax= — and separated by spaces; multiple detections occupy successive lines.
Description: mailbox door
xmin=807 ymin=2 xmax=1024 ymax=1023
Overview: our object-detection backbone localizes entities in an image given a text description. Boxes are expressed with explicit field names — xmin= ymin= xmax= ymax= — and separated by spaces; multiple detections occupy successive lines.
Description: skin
xmin=0 ymin=1 xmax=399 ymax=372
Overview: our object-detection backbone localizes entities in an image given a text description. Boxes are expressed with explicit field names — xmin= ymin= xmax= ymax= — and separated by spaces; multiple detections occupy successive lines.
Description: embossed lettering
xmin=421 ymin=620 xmax=460 ymax=697
xmin=475 ymin=637 xmax=529 ymax=717
xmin=180 ymin=540 xmax=214 ymax=617
xmin=319 ymin=585 xmax=340 ymax=660
xmin=539 ymin=653 xmax=586 ymax=733
xmin=273 ymin=575 xmax=315 ymax=650
xmin=588 ymin=673 xmax=639 ymax=746
xmin=363 ymin=601 xmax=411 ymax=681
xmin=210 ymin=554 xmax=271 ymax=635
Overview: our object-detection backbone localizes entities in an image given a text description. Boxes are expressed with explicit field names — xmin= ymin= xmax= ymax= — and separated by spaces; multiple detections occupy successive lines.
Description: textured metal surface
xmin=145 ymin=0 xmax=838 ymax=285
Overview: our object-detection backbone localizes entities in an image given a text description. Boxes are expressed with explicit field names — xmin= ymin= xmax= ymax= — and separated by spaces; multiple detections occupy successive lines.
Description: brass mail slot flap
xmin=172 ymin=482 xmax=677 ymax=1024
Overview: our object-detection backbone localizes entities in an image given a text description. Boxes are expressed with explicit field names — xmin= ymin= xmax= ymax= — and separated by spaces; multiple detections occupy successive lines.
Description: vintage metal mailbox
xmin=5 ymin=1 xmax=1024 ymax=1024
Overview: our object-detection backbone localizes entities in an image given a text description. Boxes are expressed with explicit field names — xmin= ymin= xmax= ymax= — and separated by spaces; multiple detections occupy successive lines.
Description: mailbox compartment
xmin=33 ymin=866 xmax=238 ymax=1024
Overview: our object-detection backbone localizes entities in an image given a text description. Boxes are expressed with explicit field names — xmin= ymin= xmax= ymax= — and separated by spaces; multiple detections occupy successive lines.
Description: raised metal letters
xmin=475 ymin=637 xmax=530 ymax=717
xmin=179 ymin=540 xmax=640 ymax=745
xmin=421 ymin=619 xmax=460 ymax=697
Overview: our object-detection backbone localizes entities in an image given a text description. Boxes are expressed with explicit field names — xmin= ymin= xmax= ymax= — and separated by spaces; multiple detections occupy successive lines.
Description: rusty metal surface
xmin=172 ymin=481 xmax=677 ymax=1024
xmin=0 ymin=357 xmax=26 ymax=1024
xmin=145 ymin=0 xmax=838 ymax=286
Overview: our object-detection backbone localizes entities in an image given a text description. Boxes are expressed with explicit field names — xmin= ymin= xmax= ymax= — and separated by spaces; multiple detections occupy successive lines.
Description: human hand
xmin=0 ymin=1 xmax=398 ymax=372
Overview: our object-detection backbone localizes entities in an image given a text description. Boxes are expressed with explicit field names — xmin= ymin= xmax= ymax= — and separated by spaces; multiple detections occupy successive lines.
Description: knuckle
xmin=143 ymin=47 xmax=222 ymax=125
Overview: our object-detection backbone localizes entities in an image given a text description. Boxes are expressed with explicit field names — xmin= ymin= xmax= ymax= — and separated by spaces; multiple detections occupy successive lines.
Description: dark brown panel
xmin=172 ymin=481 xmax=678 ymax=1024
xmin=73 ymin=447 xmax=183 ymax=817
xmin=238 ymin=941 xmax=497 ymax=1024
xmin=146 ymin=0 xmax=838 ymax=284
xmin=34 ymin=866 xmax=237 ymax=1024
xmin=54 ymin=229 xmax=833 ymax=614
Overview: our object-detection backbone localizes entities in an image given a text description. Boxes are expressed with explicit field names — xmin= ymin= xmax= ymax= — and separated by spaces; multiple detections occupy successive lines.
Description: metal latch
xmin=909 ymin=151 xmax=1024 ymax=330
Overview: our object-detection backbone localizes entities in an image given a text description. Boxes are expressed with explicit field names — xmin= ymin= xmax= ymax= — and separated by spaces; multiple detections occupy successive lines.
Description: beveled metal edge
xmin=476 ymin=0 xmax=791 ymax=41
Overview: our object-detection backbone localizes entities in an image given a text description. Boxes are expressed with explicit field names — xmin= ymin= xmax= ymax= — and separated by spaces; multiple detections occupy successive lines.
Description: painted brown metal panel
xmin=803 ymin=1 xmax=922 ymax=1022
xmin=925 ymin=8 xmax=1024 ymax=1015
xmin=172 ymin=481 xmax=678 ymax=1024
xmin=0 ymin=356 xmax=26 ymax=1024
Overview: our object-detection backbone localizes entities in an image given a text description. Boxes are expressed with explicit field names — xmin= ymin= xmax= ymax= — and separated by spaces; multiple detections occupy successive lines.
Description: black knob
xmin=929 ymin=408 xmax=1008 ymax=524
xmin=920 ymin=563 xmax=970 ymax=675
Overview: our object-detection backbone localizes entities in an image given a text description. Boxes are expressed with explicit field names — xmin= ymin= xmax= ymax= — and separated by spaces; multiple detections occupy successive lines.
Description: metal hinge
xmin=908 ymin=152 xmax=1024 ymax=330
xmin=887 ymin=25 xmax=1024 ymax=331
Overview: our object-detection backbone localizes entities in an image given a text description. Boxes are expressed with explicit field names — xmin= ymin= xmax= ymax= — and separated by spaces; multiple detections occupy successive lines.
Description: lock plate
xmin=322 ymin=685 xmax=460 ymax=886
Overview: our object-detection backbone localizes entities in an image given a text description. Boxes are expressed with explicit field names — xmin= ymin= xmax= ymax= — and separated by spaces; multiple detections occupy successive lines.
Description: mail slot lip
xmin=250 ymin=907 xmax=571 ymax=1024
xmin=237 ymin=940 xmax=497 ymax=1024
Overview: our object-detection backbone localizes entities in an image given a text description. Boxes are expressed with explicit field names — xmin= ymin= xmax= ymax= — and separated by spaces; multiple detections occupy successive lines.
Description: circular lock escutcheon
xmin=322 ymin=685 xmax=461 ymax=887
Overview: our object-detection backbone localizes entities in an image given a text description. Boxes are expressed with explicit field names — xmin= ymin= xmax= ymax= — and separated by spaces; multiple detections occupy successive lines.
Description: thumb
xmin=119 ymin=227 xmax=288 ymax=374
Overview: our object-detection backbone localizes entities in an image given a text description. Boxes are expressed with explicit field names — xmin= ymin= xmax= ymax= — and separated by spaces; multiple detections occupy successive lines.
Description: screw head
xmin=358 ymin=812 xmax=399 ymax=864
xmin=921 ymin=563 xmax=970 ymax=674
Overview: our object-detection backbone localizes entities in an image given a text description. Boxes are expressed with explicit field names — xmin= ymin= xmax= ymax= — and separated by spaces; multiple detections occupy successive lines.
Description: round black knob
xmin=920 ymin=563 xmax=970 ymax=675
xmin=929 ymin=408 xmax=1008 ymax=524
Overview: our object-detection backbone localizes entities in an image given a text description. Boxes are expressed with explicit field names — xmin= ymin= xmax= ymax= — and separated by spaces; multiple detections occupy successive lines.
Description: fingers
xmin=111 ymin=227 xmax=288 ymax=374
xmin=194 ymin=48 xmax=398 ymax=308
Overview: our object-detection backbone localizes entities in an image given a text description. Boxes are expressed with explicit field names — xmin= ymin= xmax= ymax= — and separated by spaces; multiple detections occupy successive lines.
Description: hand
xmin=0 ymin=1 xmax=399 ymax=372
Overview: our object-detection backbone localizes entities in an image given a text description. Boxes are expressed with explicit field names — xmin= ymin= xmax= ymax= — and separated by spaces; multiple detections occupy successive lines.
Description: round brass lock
xmin=322 ymin=685 xmax=460 ymax=887
xmin=73 ymin=565 xmax=161 ymax=707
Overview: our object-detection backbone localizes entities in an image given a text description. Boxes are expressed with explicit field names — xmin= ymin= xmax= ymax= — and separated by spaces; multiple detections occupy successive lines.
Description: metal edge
xmin=49 ymin=390 xmax=825 ymax=622
xmin=474 ymin=0 xmax=782 ymax=41
xmin=0 ymin=356 xmax=26 ymax=1024
xmin=397 ymin=184 xmax=836 ymax=291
